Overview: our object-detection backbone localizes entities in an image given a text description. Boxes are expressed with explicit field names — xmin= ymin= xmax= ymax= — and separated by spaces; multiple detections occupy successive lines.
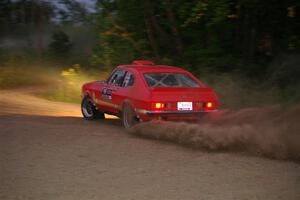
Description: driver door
xmin=98 ymin=69 xmax=127 ymax=114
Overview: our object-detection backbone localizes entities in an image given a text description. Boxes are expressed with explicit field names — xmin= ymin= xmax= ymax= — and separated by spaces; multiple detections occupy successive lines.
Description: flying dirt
xmin=1 ymin=87 xmax=300 ymax=200
xmin=129 ymin=105 xmax=300 ymax=161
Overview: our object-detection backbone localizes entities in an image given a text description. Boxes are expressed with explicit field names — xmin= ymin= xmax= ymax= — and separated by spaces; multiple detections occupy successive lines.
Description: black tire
xmin=121 ymin=103 xmax=139 ymax=128
xmin=81 ymin=96 xmax=105 ymax=120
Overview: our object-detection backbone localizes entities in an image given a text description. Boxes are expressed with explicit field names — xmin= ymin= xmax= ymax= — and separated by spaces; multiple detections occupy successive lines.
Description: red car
xmin=81 ymin=60 xmax=219 ymax=128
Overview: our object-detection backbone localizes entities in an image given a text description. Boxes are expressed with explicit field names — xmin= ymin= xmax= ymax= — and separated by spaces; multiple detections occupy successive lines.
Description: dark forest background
xmin=0 ymin=0 xmax=299 ymax=107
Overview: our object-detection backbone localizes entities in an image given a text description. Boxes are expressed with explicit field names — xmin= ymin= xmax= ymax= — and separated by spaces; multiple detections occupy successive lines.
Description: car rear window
xmin=144 ymin=73 xmax=200 ymax=88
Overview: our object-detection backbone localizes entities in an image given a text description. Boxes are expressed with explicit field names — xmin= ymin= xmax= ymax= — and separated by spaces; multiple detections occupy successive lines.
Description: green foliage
xmin=37 ymin=66 xmax=109 ymax=103
xmin=268 ymin=54 xmax=300 ymax=88
xmin=88 ymin=0 xmax=300 ymax=106
xmin=0 ymin=0 xmax=299 ymax=106
xmin=90 ymin=0 xmax=299 ymax=75
xmin=49 ymin=30 xmax=72 ymax=59
xmin=0 ymin=0 xmax=54 ymax=37
xmin=201 ymin=73 xmax=280 ymax=109
xmin=89 ymin=0 xmax=147 ymax=68
xmin=267 ymin=54 xmax=300 ymax=103
xmin=183 ymin=0 xmax=229 ymax=27
xmin=0 ymin=65 xmax=56 ymax=89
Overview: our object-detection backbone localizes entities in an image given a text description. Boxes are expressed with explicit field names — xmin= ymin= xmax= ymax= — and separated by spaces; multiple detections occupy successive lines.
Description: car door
xmin=113 ymin=70 xmax=135 ymax=107
xmin=98 ymin=69 xmax=127 ymax=114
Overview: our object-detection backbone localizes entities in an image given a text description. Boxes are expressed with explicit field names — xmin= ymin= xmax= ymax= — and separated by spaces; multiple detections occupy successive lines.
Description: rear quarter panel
xmin=125 ymin=70 xmax=152 ymax=111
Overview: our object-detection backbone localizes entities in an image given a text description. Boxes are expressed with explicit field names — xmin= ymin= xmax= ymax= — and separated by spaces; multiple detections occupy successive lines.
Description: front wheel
xmin=81 ymin=96 xmax=105 ymax=120
xmin=122 ymin=103 xmax=139 ymax=128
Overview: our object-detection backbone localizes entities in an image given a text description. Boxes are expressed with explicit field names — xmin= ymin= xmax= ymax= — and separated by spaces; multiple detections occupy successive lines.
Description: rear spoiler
xmin=132 ymin=60 xmax=154 ymax=65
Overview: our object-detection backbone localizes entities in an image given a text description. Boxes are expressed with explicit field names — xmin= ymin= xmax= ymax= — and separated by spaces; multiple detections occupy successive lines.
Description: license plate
xmin=177 ymin=102 xmax=193 ymax=111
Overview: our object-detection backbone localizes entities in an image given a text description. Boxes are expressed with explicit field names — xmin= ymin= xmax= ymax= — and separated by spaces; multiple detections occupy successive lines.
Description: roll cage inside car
xmin=143 ymin=73 xmax=200 ymax=88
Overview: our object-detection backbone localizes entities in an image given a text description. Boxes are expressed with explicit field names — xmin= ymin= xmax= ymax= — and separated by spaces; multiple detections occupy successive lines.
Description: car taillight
xmin=206 ymin=102 xmax=213 ymax=108
xmin=197 ymin=102 xmax=215 ymax=109
xmin=154 ymin=102 xmax=165 ymax=109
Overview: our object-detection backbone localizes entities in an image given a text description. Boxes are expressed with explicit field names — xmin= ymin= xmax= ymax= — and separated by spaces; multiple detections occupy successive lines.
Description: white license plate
xmin=177 ymin=102 xmax=193 ymax=111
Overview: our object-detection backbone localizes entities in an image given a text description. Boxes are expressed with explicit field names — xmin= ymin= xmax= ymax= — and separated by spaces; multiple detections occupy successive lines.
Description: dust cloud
xmin=129 ymin=105 xmax=300 ymax=161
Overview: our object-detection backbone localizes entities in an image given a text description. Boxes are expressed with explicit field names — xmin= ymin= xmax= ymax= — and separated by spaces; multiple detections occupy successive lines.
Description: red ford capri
xmin=81 ymin=60 xmax=219 ymax=128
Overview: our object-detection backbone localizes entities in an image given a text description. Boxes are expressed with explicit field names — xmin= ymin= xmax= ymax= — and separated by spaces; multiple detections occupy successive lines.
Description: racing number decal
xmin=102 ymin=88 xmax=112 ymax=100
xmin=92 ymin=90 xmax=119 ymax=109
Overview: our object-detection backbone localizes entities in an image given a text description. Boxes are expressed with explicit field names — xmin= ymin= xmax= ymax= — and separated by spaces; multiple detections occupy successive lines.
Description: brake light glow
xmin=155 ymin=103 xmax=165 ymax=109
xmin=206 ymin=102 xmax=213 ymax=108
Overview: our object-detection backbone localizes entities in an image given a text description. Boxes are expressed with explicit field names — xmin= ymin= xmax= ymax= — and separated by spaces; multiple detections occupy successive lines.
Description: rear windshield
xmin=144 ymin=73 xmax=200 ymax=88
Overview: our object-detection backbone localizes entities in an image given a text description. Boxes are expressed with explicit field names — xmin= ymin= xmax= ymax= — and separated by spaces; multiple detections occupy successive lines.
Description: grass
xmin=35 ymin=67 xmax=109 ymax=104
xmin=201 ymin=73 xmax=280 ymax=109
xmin=36 ymin=86 xmax=82 ymax=104
xmin=0 ymin=64 xmax=109 ymax=104
xmin=0 ymin=64 xmax=298 ymax=108
xmin=0 ymin=65 xmax=57 ymax=89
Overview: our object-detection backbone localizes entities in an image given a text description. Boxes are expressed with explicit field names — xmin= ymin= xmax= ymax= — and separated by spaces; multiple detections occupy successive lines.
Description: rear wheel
xmin=81 ymin=96 xmax=105 ymax=120
xmin=122 ymin=103 xmax=139 ymax=128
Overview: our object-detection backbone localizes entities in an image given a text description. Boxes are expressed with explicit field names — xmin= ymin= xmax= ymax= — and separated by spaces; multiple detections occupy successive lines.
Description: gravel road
xmin=0 ymin=88 xmax=299 ymax=200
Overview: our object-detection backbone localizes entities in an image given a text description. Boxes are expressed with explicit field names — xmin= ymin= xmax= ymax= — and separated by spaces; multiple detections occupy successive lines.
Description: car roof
xmin=118 ymin=64 xmax=188 ymax=74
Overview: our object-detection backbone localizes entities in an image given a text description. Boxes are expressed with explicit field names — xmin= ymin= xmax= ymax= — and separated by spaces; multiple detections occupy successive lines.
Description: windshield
xmin=144 ymin=73 xmax=200 ymax=88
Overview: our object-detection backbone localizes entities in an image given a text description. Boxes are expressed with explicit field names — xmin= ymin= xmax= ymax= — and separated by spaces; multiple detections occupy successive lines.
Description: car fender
xmin=83 ymin=90 xmax=92 ymax=98
xmin=121 ymin=99 xmax=135 ymax=112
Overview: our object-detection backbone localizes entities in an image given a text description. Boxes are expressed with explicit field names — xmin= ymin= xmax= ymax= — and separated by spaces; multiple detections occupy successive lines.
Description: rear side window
xmin=144 ymin=73 xmax=200 ymax=88
xmin=122 ymin=72 xmax=134 ymax=87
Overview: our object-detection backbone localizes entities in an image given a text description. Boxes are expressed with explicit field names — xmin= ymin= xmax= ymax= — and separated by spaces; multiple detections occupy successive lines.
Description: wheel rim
xmin=82 ymin=99 xmax=94 ymax=117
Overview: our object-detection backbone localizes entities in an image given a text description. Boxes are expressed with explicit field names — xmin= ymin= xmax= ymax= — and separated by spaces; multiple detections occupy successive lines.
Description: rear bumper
xmin=145 ymin=110 xmax=216 ymax=116
xmin=135 ymin=109 xmax=217 ymax=121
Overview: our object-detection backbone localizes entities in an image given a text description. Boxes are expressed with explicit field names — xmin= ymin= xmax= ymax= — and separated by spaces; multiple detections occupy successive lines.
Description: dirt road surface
xmin=0 ymin=88 xmax=299 ymax=200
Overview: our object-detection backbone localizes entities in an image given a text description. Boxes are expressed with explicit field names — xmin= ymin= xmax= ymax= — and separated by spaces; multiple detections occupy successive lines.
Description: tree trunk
xmin=144 ymin=15 xmax=161 ymax=62
xmin=37 ymin=15 xmax=44 ymax=57
xmin=163 ymin=0 xmax=183 ymax=56
xmin=143 ymin=0 xmax=170 ymax=44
